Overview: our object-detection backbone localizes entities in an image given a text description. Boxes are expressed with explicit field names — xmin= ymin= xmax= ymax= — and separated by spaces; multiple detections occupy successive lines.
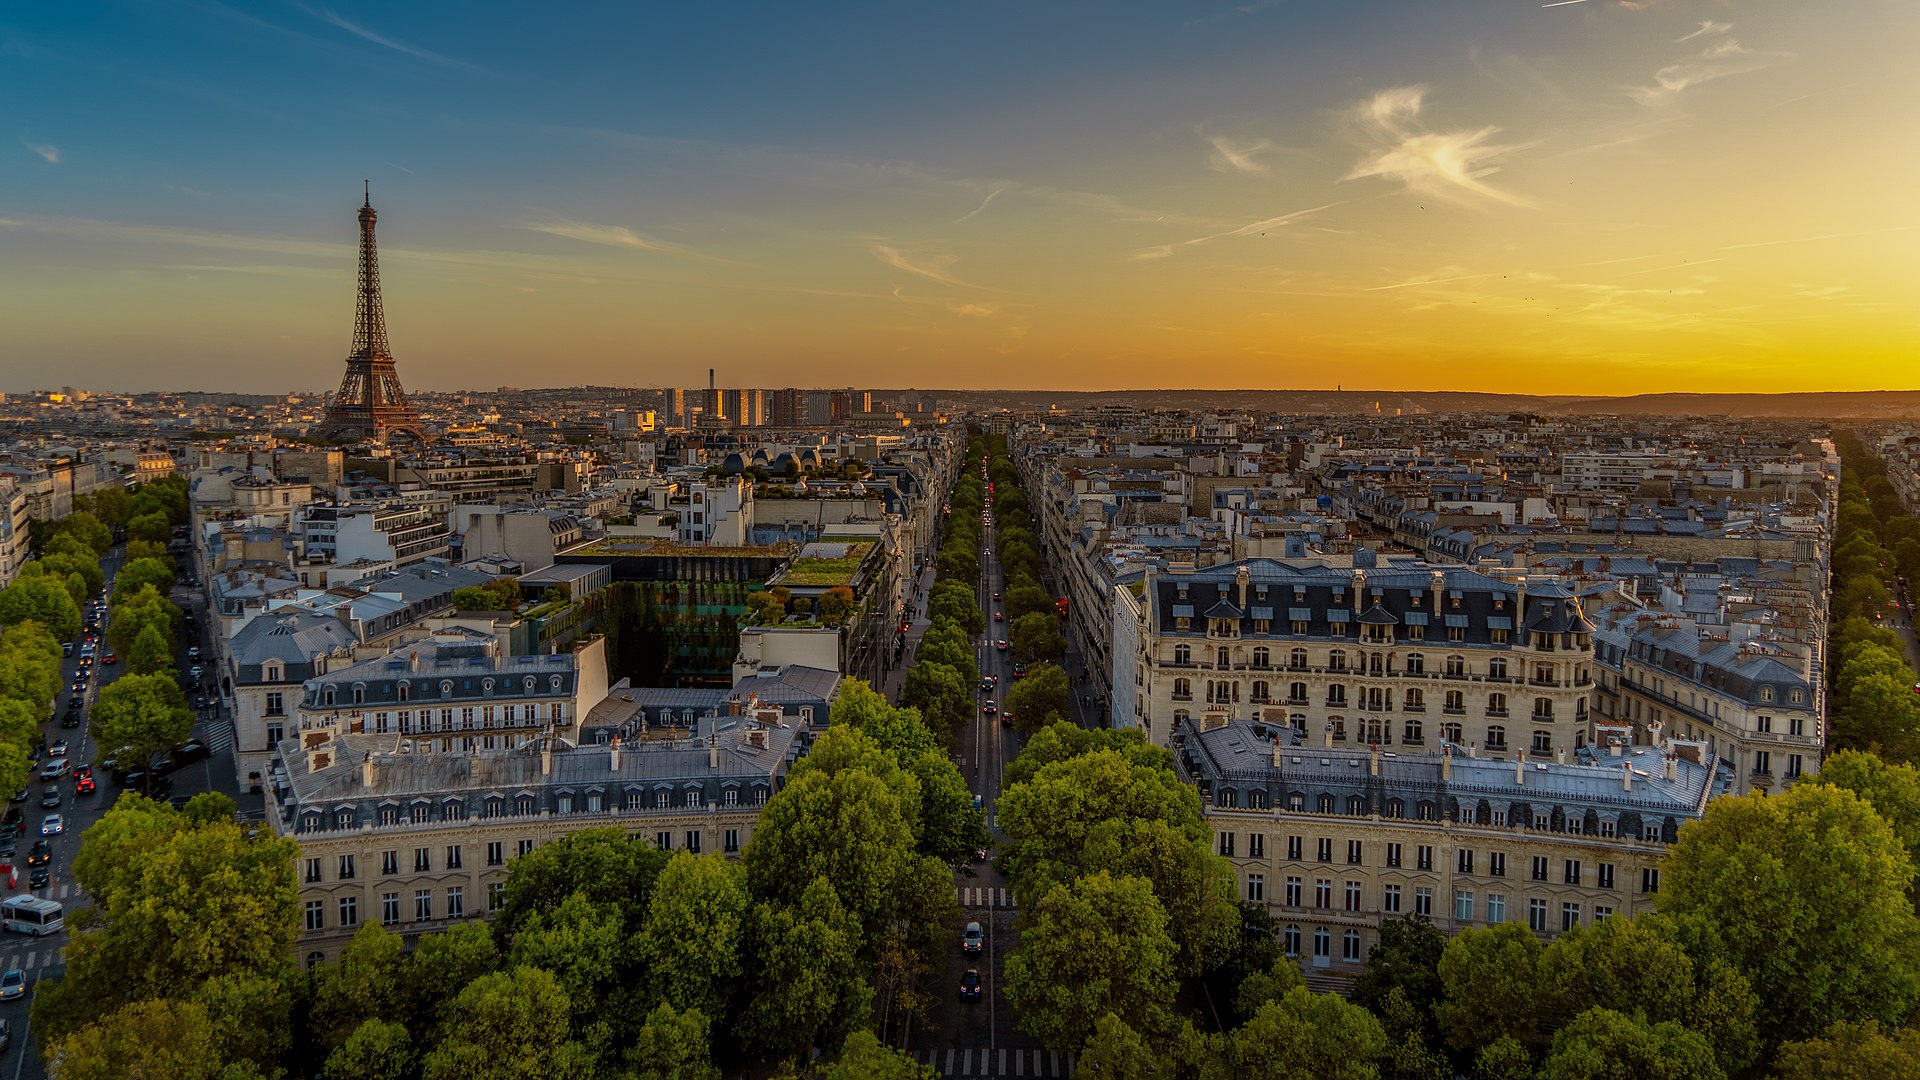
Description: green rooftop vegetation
xmin=779 ymin=541 xmax=875 ymax=588
xmin=569 ymin=538 xmax=798 ymax=559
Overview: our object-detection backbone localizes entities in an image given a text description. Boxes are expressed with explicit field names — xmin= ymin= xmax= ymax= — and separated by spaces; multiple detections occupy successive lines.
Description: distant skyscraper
xmin=317 ymin=187 xmax=424 ymax=444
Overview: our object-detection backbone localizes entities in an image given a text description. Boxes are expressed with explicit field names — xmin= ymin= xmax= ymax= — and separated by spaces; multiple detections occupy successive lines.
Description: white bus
xmin=1 ymin=896 xmax=62 ymax=936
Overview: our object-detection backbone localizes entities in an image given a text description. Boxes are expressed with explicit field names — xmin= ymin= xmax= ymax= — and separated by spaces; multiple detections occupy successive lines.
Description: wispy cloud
xmin=955 ymin=188 xmax=1003 ymax=224
xmin=870 ymin=245 xmax=994 ymax=290
xmin=1677 ymin=20 xmax=1732 ymax=43
xmin=1128 ymin=203 xmax=1341 ymax=261
xmin=520 ymin=220 xmax=717 ymax=262
xmin=1203 ymin=132 xmax=1275 ymax=175
xmin=1630 ymin=36 xmax=1788 ymax=107
xmin=1343 ymin=86 xmax=1530 ymax=207
xmin=296 ymin=4 xmax=481 ymax=71
xmin=160 ymin=263 xmax=340 ymax=278
xmin=387 ymin=162 xmax=415 ymax=174
xmin=22 ymin=140 xmax=58 ymax=164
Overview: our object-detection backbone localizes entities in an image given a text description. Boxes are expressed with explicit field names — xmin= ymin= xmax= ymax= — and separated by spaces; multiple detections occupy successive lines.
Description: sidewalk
xmin=881 ymin=564 xmax=939 ymax=703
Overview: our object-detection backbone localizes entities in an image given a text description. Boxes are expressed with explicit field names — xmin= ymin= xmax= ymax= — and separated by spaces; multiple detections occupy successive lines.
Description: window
xmin=1788 ymin=754 xmax=1804 ymax=778
xmin=305 ymin=901 xmax=325 ymax=931
xmin=488 ymin=882 xmax=506 ymax=912
xmin=381 ymin=850 xmax=398 ymax=876
xmin=1417 ymin=845 xmax=1433 ymax=871
xmin=1595 ymin=905 xmax=1614 ymax=921
xmin=1446 ymin=655 xmax=1466 ymax=677
xmin=1563 ymin=859 xmax=1582 ymax=886
xmin=1597 ymin=863 xmax=1615 ymax=889
xmin=1174 ymin=644 xmax=1191 ymax=665
xmin=267 ymin=721 xmax=284 ymax=746
xmin=1172 ymin=678 xmax=1191 ymax=700
xmin=1488 ymin=894 xmax=1506 ymax=924
xmin=305 ymin=858 xmax=321 ymax=884
xmin=381 ymin=893 xmax=400 ymax=926
xmin=1455 ymin=890 xmax=1475 ymax=922
xmin=686 ymin=831 xmax=702 ymax=854
xmin=1287 ymin=835 xmax=1303 ymax=861
xmin=1383 ymin=884 xmax=1402 ymax=913
xmin=724 ymin=828 xmax=740 ymax=854
xmin=1317 ymin=838 xmax=1333 ymax=862
xmin=1403 ymin=718 xmax=1424 ymax=744
xmin=414 ymin=890 xmax=433 ymax=922
xmin=1342 ymin=929 xmax=1363 ymax=962
xmin=1457 ymin=849 xmax=1474 ymax=874
xmin=447 ymin=846 xmax=463 ymax=870
xmin=1344 ymin=881 xmax=1362 ymax=911
xmin=1253 ymin=647 xmax=1270 ymax=667
xmin=1789 ymin=716 xmax=1804 ymax=737
xmin=1219 ymin=832 xmax=1236 ymax=857
xmin=1489 ymin=657 xmax=1507 ymax=679
xmin=1313 ymin=928 xmax=1331 ymax=959
xmin=1406 ymin=653 xmax=1424 ymax=675
xmin=1561 ymin=903 xmax=1580 ymax=932
xmin=1249 ymin=833 xmax=1265 ymax=859
xmin=1415 ymin=887 xmax=1433 ymax=917
xmin=1532 ymin=729 xmax=1553 ymax=754
xmin=338 ymin=854 xmax=356 ymax=880
xmin=1490 ymin=852 xmax=1507 ymax=878
xmin=1286 ymin=876 xmax=1303 ymax=906
xmin=1757 ymin=714 xmax=1772 ymax=734
xmin=518 ymin=839 xmax=536 ymax=856
xmin=487 ymin=841 xmax=504 ymax=866
xmin=1531 ymin=856 xmax=1548 ymax=882
xmin=447 ymin=888 xmax=465 ymax=919
xmin=265 ymin=692 xmax=284 ymax=716
xmin=414 ymin=847 xmax=431 ymax=873
xmin=1386 ymin=843 xmax=1403 ymax=868
xmin=1346 ymin=840 xmax=1363 ymax=865
xmin=339 ymin=896 xmax=358 ymax=928
xmin=1248 ymin=874 xmax=1265 ymax=903
xmin=1486 ymin=725 xmax=1507 ymax=750
xmin=1641 ymin=867 xmax=1660 ymax=894
xmin=1284 ymin=925 xmax=1302 ymax=957
xmin=1290 ymin=648 xmax=1308 ymax=670
xmin=1755 ymin=750 xmax=1772 ymax=775
xmin=1527 ymin=898 xmax=1548 ymax=932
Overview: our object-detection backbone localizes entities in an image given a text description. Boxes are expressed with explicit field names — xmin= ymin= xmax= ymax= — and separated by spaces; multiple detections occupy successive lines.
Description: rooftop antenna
xmin=363 ymin=179 xmax=370 ymax=207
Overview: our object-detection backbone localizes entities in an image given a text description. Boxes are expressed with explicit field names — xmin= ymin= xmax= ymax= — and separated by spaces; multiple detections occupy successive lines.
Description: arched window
xmin=1486 ymin=725 xmax=1507 ymax=750
xmin=1173 ymin=709 xmax=1190 ymax=726
xmin=1404 ymin=688 xmax=1424 ymax=710
xmin=1403 ymin=718 xmax=1423 ymax=744
xmin=1252 ymin=647 xmax=1270 ymax=667
xmin=1446 ymin=655 xmax=1466 ymax=677
xmin=1489 ymin=657 xmax=1507 ymax=679
xmin=1328 ymin=650 xmax=1347 ymax=672
xmin=1385 ymin=798 xmax=1404 ymax=819
xmin=1289 ymin=682 xmax=1308 ymax=703
xmin=1533 ymin=697 xmax=1553 ymax=720
xmin=1290 ymin=648 xmax=1308 ymax=670
xmin=1532 ymin=730 xmax=1553 ymax=754
xmin=1488 ymin=692 xmax=1507 ymax=716
xmin=307 ymin=951 xmax=326 ymax=970
xmin=1442 ymin=722 xmax=1463 ymax=743
xmin=351 ymin=684 xmax=365 ymax=705
xmin=1445 ymin=689 xmax=1463 ymax=712
xmin=1173 ymin=678 xmax=1191 ymax=699
xmin=1174 ymin=644 xmax=1191 ymax=665
xmin=322 ymin=688 xmax=335 ymax=707
xmin=1313 ymin=928 xmax=1332 ymax=958
xmin=1217 ymin=647 xmax=1231 ymax=668
xmin=1251 ymin=681 xmax=1270 ymax=702
xmin=1342 ymin=929 xmax=1362 ymax=962
xmin=1317 ymin=793 xmax=1336 ymax=814
xmin=1284 ymin=925 xmax=1302 ymax=957
xmin=1347 ymin=794 xmax=1368 ymax=816
xmin=398 ymin=682 xmax=409 ymax=702
xmin=1759 ymin=687 xmax=1774 ymax=702
xmin=1405 ymin=652 xmax=1424 ymax=675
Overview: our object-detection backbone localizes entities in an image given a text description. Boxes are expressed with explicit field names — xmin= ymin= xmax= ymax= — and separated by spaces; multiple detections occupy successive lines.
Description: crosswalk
xmin=956 ymin=886 xmax=1017 ymax=910
xmin=909 ymin=1048 xmax=1074 ymax=1077
xmin=195 ymin=717 xmax=234 ymax=755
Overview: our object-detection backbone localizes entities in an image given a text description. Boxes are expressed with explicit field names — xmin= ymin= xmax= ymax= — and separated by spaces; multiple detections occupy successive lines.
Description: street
xmin=0 ymin=547 xmax=247 ymax=1079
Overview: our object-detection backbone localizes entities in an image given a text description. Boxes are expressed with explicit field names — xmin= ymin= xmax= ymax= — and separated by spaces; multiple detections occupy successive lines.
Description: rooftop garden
xmin=778 ymin=541 xmax=875 ymax=588
xmin=567 ymin=538 xmax=798 ymax=559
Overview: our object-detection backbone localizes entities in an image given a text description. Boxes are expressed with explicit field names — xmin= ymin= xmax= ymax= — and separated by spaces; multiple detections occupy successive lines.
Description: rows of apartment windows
xmin=1167 ymin=615 xmax=1565 ymax=649
xmin=1218 ymin=833 xmax=1663 ymax=883
xmin=1265 ymin=892 xmax=1626 ymax=966
xmin=300 ymin=829 xmax=743 ymax=934
xmin=264 ymin=694 xmax=569 ymax=731
xmin=307 ymin=674 xmax=570 ymax=708
xmin=1208 ymin=798 xmax=1671 ymax=838
xmin=1166 ymin=646 xmax=1587 ymax=680
xmin=295 ymin=787 xmax=770 ymax=832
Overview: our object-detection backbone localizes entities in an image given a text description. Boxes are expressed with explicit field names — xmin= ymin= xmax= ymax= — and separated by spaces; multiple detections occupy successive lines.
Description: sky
xmin=2 ymin=0 xmax=1917 ymax=395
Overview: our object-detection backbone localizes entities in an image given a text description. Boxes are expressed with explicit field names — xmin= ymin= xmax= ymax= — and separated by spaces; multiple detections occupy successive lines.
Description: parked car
xmin=962 ymin=921 xmax=984 ymax=954
xmin=2 ymin=807 xmax=22 ymax=834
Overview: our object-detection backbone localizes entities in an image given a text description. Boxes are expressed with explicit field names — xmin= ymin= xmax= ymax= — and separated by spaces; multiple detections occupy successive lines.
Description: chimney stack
xmin=1369 ymin=743 xmax=1380 ymax=776
xmin=1441 ymin=744 xmax=1452 ymax=783
xmin=362 ymin=751 xmax=376 ymax=788
xmin=540 ymin=738 xmax=553 ymax=777
xmin=1322 ymin=723 xmax=1333 ymax=749
xmin=1621 ymin=761 xmax=1632 ymax=792
xmin=1664 ymin=753 xmax=1677 ymax=782
xmin=609 ymin=735 xmax=621 ymax=772
xmin=708 ymin=729 xmax=720 ymax=769
xmin=1515 ymin=748 xmax=1525 ymax=786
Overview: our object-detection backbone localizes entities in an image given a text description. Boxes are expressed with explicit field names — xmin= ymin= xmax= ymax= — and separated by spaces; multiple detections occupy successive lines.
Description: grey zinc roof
xmin=231 ymin=612 xmax=356 ymax=668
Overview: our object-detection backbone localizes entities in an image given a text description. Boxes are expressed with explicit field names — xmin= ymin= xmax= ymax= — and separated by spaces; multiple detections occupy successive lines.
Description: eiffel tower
xmin=317 ymin=184 xmax=426 ymax=444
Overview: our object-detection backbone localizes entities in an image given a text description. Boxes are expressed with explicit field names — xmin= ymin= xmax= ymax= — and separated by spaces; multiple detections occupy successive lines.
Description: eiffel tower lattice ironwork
xmin=317 ymin=184 xmax=425 ymax=444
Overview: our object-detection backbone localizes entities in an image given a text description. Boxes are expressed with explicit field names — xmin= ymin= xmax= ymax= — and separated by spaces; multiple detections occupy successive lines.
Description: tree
xmin=1004 ymin=871 xmax=1178 ymax=1053
xmin=493 ymin=826 xmax=669 ymax=942
xmin=90 ymin=672 xmax=194 ymax=776
xmin=0 ymin=699 xmax=38 ymax=802
xmin=636 ymin=853 xmax=750 ymax=1018
xmin=57 ymin=509 xmax=113 ymax=554
xmin=1233 ymin=987 xmax=1391 ymax=1080
xmin=128 ymin=622 xmax=172 ymax=676
xmin=815 ymin=1030 xmax=938 ymax=1079
xmin=36 ymin=549 xmax=104 ymax=601
xmin=451 ymin=586 xmax=505 ymax=611
xmin=1234 ymin=953 xmax=1305 ymax=1018
xmin=745 ymin=589 xmax=787 ymax=626
xmin=112 ymin=555 xmax=177 ymax=604
xmin=325 ymin=1019 xmax=415 ymax=1080
xmin=126 ymin=509 xmax=173 ymax=543
xmin=1010 ymin=612 xmax=1064 ymax=664
xmin=738 ymin=878 xmax=873 ymax=1063
xmin=900 ymin=660 xmax=971 ymax=743
xmin=1006 ymin=662 xmax=1069 ymax=730
xmin=1005 ymin=583 xmax=1055 ymax=622
xmin=0 ymin=573 xmax=80 ymax=640
xmin=1659 ymin=783 xmax=1920 ymax=1044
xmin=1771 ymin=1020 xmax=1920 ymax=1080
xmin=1434 ymin=923 xmax=1548 ymax=1054
xmin=421 ymin=967 xmax=596 ymax=1080
xmin=1535 ymin=1007 xmax=1723 ymax=1080
xmin=43 ymin=998 xmax=226 ymax=1080
xmin=627 ymin=1003 xmax=722 ymax=1080
xmin=1077 ymin=1014 xmax=1161 ymax=1079
xmin=1351 ymin=915 xmax=1447 ymax=1043
xmin=125 ymin=538 xmax=172 ymax=565
xmin=37 ymin=795 xmax=299 ymax=1042
xmin=817 ymin=585 xmax=856 ymax=626
xmin=506 ymin=891 xmax=636 ymax=1030
xmin=929 ymin=581 xmax=984 ymax=636
xmin=1804 ymin=749 xmax=1920 ymax=897
xmin=310 ymin=924 xmax=410 ymax=1051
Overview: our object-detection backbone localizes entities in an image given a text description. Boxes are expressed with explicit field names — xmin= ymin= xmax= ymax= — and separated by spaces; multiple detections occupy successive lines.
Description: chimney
xmin=1321 ymin=723 xmax=1332 ymax=749
xmin=708 ymin=729 xmax=720 ymax=769
xmin=609 ymin=735 xmax=621 ymax=772
xmin=1516 ymin=576 xmax=1529 ymax=628
xmin=1440 ymin=744 xmax=1452 ymax=783
xmin=1664 ymin=753 xmax=1677 ymax=782
xmin=1369 ymin=743 xmax=1380 ymax=776
xmin=1514 ymin=748 xmax=1525 ymax=786
xmin=1236 ymin=564 xmax=1250 ymax=611
xmin=1621 ymin=762 xmax=1632 ymax=792
xmin=1556 ymin=747 xmax=1566 ymax=765
xmin=1351 ymin=568 xmax=1366 ymax=614
xmin=540 ymin=739 xmax=553 ymax=777
xmin=1430 ymin=571 xmax=1444 ymax=616
xmin=361 ymin=752 xmax=376 ymax=788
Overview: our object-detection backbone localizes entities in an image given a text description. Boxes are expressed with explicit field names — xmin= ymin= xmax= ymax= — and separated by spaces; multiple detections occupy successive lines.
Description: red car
xmin=102 ymin=653 xmax=117 ymax=665
xmin=74 ymin=775 xmax=95 ymax=795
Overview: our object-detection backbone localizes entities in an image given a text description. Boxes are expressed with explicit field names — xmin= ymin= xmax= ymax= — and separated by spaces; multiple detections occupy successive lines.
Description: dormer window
xmin=351 ymin=685 xmax=365 ymax=705
xmin=1759 ymin=687 xmax=1774 ymax=703
xmin=440 ymin=680 xmax=454 ymax=698
xmin=263 ymin=662 xmax=283 ymax=682
xmin=398 ymin=683 xmax=409 ymax=702
xmin=322 ymin=688 xmax=335 ymax=707
xmin=524 ymin=676 xmax=537 ymax=693
xmin=1789 ymin=688 xmax=1803 ymax=704
xmin=549 ymin=675 xmax=563 ymax=691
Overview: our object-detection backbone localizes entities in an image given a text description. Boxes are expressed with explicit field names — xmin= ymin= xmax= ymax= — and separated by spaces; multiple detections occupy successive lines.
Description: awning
xmin=1444 ymin=614 xmax=1470 ymax=628
xmin=1403 ymin=612 xmax=1429 ymax=626
xmin=1250 ymin=606 xmax=1274 ymax=621
xmin=1289 ymin=607 xmax=1312 ymax=620
xmin=1172 ymin=604 xmax=1195 ymax=618
xmin=1327 ymin=610 xmax=1350 ymax=623
xmin=1487 ymin=616 xmax=1512 ymax=630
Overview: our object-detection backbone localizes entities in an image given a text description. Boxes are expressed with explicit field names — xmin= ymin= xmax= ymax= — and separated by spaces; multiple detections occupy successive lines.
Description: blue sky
xmin=3 ymin=1 xmax=1915 ymax=393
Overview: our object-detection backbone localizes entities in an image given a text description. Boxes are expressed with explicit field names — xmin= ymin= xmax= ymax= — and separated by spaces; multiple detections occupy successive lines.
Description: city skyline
xmin=3 ymin=0 xmax=1916 ymax=394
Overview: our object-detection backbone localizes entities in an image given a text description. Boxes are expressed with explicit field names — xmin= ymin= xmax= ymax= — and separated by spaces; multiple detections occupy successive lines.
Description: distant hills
xmin=887 ymin=388 xmax=1920 ymax=419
